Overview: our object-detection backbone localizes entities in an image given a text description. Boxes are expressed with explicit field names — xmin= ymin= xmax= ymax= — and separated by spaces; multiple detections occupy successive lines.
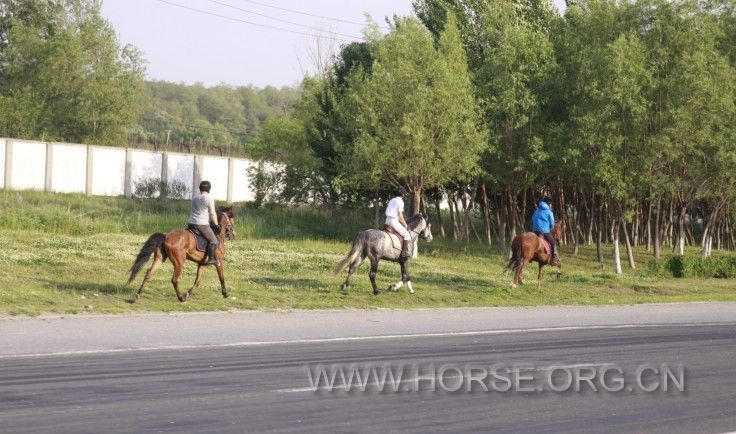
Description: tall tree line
xmin=255 ymin=0 xmax=736 ymax=273
xmin=0 ymin=0 xmax=301 ymax=155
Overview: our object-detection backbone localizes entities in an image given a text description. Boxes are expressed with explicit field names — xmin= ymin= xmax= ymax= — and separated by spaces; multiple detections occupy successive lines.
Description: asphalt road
xmin=1 ymin=317 xmax=735 ymax=433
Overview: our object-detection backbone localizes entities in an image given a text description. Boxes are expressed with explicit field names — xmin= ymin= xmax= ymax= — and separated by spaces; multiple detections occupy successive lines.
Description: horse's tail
xmin=334 ymin=235 xmax=363 ymax=275
xmin=128 ymin=233 xmax=166 ymax=284
xmin=506 ymin=238 xmax=522 ymax=273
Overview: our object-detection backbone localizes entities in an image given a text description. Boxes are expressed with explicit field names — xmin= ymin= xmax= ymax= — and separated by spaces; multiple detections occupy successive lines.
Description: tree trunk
xmin=411 ymin=187 xmax=422 ymax=216
xmin=677 ymin=206 xmax=686 ymax=255
xmin=434 ymin=196 xmax=446 ymax=240
xmin=596 ymin=204 xmax=604 ymax=263
xmin=480 ymin=182 xmax=492 ymax=245
xmin=448 ymin=196 xmax=459 ymax=241
xmin=654 ymin=198 xmax=661 ymax=258
xmin=645 ymin=199 xmax=653 ymax=252
xmin=611 ymin=220 xmax=622 ymax=274
xmin=622 ymin=221 xmax=636 ymax=269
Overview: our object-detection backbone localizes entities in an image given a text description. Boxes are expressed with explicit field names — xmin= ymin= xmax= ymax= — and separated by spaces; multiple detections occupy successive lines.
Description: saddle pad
xmin=539 ymin=236 xmax=551 ymax=256
xmin=383 ymin=225 xmax=403 ymax=250
xmin=187 ymin=227 xmax=208 ymax=252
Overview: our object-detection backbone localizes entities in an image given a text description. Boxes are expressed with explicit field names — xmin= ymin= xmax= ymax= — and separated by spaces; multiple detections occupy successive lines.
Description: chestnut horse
xmin=506 ymin=221 xmax=563 ymax=288
xmin=127 ymin=206 xmax=236 ymax=302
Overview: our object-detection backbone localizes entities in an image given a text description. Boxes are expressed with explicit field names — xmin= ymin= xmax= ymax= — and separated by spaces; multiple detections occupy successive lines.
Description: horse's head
xmin=551 ymin=220 xmax=564 ymax=244
xmin=218 ymin=206 xmax=237 ymax=240
xmin=408 ymin=213 xmax=433 ymax=243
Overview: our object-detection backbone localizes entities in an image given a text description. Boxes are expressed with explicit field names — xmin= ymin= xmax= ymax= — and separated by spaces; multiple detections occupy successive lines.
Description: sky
xmin=101 ymin=0 xmax=567 ymax=89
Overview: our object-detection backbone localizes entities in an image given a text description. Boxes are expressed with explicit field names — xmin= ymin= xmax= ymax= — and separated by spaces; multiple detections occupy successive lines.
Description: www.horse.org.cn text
xmin=303 ymin=363 xmax=686 ymax=394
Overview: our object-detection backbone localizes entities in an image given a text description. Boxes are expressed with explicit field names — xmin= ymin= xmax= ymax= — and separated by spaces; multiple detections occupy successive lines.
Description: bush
xmin=133 ymin=177 xmax=189 ymax=199
xmin=665 ymin=255 xmax=736 ymax=278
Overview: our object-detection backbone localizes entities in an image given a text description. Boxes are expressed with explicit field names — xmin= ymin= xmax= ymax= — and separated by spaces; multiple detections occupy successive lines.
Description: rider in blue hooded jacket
xmin=531 ymin=196 xmax=558 ymax=261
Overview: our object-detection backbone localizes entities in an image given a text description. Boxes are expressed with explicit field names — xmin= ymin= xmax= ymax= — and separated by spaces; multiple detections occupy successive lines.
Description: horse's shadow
xmin=249 ymin=276 xmax=325 ymax=291
xmin=41 ymin=279 xmax=130 ymax=295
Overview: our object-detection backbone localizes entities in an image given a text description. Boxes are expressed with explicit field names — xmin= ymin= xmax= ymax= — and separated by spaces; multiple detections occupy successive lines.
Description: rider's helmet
xmin=199 ymin=180 xmax=212 ymax=193
xmin=396 ymin=186 xmax=408 ymax=197
xmin=542 ymin=195 xmax=552 ymax=205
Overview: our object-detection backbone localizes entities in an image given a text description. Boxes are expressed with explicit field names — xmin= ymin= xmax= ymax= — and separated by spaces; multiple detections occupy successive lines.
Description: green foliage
xmin=133 ymin=177 xmax=189 ymax=200
xmin=133 ymin=81 xmax=300 ymax=156
xmin=665 ymin=255 xmax=736 ymax=278
xmin=0 ymin=0 xmax=145 ymax=145
xmin=338 ymin=16 xmax=486 ymax=208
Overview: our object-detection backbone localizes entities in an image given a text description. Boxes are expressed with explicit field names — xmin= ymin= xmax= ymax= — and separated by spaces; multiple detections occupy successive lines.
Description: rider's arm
xmin=548 ymin=209 xmax=555 ymax=228
xmin=399 ymin=211 xmax=407 ymax=228
xmin=208 ymin=197 xmax=218 ymax=225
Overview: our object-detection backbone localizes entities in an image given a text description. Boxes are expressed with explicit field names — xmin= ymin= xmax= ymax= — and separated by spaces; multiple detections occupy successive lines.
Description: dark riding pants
xmin=197 ymin=225 xmax=219 ymax=248
xmin=535 ymin=231 xmax=556 ymax=257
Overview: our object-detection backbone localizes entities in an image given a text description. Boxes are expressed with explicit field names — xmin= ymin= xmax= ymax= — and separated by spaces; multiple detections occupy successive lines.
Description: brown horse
xmin=127 ymin=206 xmax=236 ymax=302
xmin=506 ymin=221 xmax=563 ymax=288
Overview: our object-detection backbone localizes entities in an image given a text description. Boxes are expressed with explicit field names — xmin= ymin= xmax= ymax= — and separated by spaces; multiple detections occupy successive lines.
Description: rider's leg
xmin=543 ymin=232 xmax=557 ymax=260
xmin=389 ymin=221 xmax=412 ymax=258
xmin=198 ymin=225 xmax=220 ymax=266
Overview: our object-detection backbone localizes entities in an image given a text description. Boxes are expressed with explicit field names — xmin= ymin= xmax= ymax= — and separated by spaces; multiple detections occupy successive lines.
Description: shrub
xmin=133 ymin=177 xmax=189 ymax=199
xmin=665 ymin=255 xmax=736 ymax=278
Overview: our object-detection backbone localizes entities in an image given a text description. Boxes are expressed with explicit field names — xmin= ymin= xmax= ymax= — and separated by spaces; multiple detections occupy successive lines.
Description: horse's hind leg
xmin=131 ymin=252 xmax=164 ymax=303
xmin=215 ymin=263 xmax=228 ymax=298
xmin=170 ymin=253 xmax=187 ymax=302
xmin=537 ymin=263 xmax=544 ymax=289
xmin=187 ymin=264 xmax=205 ymax=297
xmin=513 ymin=259 xmax=529 ymax=288
xmin=368 ymin=256 xmax=380 ymax=295
xmin=341 ymin=256 xmax=364 ymax=291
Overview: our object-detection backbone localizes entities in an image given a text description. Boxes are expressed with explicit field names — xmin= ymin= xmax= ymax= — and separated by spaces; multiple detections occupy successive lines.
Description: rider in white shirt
xmin=385 ymin=187 xmax=412 ymax=258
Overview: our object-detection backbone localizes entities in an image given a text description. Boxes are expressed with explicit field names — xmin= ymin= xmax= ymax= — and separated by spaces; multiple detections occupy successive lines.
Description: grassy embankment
xmin=0 ymin=190 xmax=734 ymax=315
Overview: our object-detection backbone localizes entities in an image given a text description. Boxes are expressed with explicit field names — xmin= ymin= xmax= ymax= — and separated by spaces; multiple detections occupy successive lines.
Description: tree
xmin=338 ymin=16 xmax=486 ymax=214
xmin=0 ymin=0 xmax=145 ymax=145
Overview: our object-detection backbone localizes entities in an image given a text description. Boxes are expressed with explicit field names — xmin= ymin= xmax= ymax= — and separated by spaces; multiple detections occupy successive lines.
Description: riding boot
xmin=400 ymin=239 xmax=411 ymax=259
xmin=206 ymin=243 xmax=220 ymax=266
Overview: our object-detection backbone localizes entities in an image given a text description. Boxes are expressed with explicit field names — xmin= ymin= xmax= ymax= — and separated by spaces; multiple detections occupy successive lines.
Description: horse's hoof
xmin=373 ymin=290 xmax=380 ymax=296
xmin=511 ymin=283 xmax=517 ymax=289
xmin=387 ymin=285 xmax=395 ymax=292
xmin=178 ymin=294 xmax=188 ymax=302
xmin=340 ymin=283 xmax=348 ymax=291
xmin=127 ymin=298 xmax=137 ymax=304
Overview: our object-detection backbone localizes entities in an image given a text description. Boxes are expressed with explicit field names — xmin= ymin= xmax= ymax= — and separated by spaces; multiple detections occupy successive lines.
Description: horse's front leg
xmin=215 ymin=263 xmax=228 ymax=298
xmin=388 ymin=260 xmax=411 ymax=293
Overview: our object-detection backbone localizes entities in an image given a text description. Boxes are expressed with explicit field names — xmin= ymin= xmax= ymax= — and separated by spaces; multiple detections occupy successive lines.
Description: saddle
xmin=383 ymin=224 xmax=403 ymax=250
xmin=187 ymin=224 xmax=216 ymax=252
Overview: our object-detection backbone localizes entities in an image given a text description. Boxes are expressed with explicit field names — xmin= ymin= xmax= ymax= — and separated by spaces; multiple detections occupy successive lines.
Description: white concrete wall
xmin=130 ymin=150 xmax=163 ymax=190
xmin=231 ymin=158 xmax=257 ymax=202
xmin=50 ymin=143 xmax=87 ymax=193
xmin=0 ymin=139 xmax=5 ymax=189
xmin=10 ymin=140 xmax=46 ymax=190
xmin=0 ymin=138 xmax=264 ymax=203
xmin=166 ymin=153 xmax=194 ymax=199
xmin=201 ymin=156 xmax=229 ymax=201
xmin=91 ymin=147 xmax=126 ymax=196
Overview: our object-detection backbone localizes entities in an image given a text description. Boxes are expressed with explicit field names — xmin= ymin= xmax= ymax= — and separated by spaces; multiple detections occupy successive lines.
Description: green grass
xmin=0 ymin=190 xmax=734 ymax=315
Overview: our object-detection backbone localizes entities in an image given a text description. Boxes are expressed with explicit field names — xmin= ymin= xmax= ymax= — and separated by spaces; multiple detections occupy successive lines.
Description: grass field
xmin=0 ymin=190 xmax=734 ymax=315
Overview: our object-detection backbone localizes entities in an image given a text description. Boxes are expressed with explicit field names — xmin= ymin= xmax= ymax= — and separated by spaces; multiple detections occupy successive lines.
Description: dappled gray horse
xmin=334 ymin=213 xmax=433 ymax=295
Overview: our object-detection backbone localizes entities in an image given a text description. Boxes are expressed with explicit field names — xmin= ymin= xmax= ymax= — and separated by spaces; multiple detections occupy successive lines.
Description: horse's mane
xmin=217 ymin=206 xmax=235 ymax=219
xmin=406 ymin=213 xmax=425 ymax=229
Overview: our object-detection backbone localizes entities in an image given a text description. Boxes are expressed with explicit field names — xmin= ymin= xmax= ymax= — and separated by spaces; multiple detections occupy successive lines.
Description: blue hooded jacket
xmin=531 ymin=201 xmax=555 ymax=234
